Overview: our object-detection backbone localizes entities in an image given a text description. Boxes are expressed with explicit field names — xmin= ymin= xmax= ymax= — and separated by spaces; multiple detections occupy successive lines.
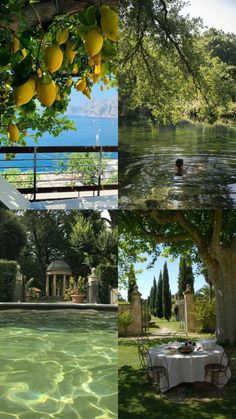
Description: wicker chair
xmin=205 ymin=352 xmax=229 ymax=386
xmin=138 ymin=345 xmax=169 ymax=393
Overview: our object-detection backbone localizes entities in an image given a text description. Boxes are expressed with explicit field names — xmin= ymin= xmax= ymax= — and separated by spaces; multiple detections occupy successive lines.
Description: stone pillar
xmin=63 ymin=275 xmax=66 ymax=297
xmin=88 ymin=268 xmax=98 ymax=303
xmin=184 ymin=284 xmax=195 ymax=332
xmin=53 ymin=274 xmax=57 ymax=297
xmin=131 ymin=285 xmax=142 ymax=335
xmin=46 ymin=275 xmax=49 ymax=297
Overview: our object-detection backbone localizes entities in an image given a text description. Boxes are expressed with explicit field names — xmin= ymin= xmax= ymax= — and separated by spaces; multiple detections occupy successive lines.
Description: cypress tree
xmin=162 ymin=262 xmax=172 ymax=321
xmin=149 ymin=286 xmax=154 ymax=314
xmin=178 ymin=256 xmax=194 ymax=297
xmin=152 ymin=277 xmax=157 ymax=316
xmin=127 ymin=264 xmax=137 ymax=302
xmin=156 ymin=271 xmax=163 ymax=318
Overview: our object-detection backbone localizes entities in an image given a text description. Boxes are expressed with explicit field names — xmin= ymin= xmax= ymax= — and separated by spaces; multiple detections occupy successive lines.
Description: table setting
xmin=148 ymin=340 xmax=231 ymax=392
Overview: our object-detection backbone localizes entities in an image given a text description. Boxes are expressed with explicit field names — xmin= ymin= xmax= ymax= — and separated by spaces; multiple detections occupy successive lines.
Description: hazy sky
xmin=182 ymin=0 xmax=236 ymax=33
xmin=70 ymin=82 xmax=117 ymax=108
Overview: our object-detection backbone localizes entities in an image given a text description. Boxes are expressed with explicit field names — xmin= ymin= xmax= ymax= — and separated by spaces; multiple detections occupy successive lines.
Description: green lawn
xmin=119 ymin=321 xmax=236 ymax=418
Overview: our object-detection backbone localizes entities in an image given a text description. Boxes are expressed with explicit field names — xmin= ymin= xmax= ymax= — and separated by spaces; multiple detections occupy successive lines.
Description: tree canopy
xmin=119 ymin=209 xmax=236 ymax=343
xmin=0 ymin=0 xmax=118 ymax=145
xmin=119 ymin=0 xmax=236 ymax=124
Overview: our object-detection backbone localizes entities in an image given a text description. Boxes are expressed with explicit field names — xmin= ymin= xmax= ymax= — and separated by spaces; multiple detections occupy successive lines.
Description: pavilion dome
xmin=46 ymin=260 xmax=72 ymax=274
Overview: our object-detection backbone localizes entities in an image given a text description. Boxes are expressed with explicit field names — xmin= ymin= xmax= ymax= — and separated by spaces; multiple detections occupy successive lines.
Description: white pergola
xmin=46 ymin=260 xmax=72 ymax=298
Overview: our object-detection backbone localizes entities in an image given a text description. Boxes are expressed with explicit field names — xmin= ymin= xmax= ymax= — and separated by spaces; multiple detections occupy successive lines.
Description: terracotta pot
xmin=71 ymin=294 xmax=84 ymax=303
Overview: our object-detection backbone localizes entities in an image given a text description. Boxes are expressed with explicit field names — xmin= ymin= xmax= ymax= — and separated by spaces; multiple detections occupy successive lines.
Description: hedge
xmin=96 ymin=264 xmax=118 ymax=304
xmin=0 ymin=260 xmax=17 ymax=301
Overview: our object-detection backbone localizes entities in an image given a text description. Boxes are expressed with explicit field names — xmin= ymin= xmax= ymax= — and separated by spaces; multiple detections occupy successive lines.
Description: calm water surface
xmin=119 ymin=122 xmax=236 ymax=209
xmin=0 ymin=310 xmax=117 ymax=418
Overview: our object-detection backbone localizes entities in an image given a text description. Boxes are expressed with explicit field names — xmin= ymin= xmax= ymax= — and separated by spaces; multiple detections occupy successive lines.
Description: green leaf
xmin=12 ymin=53 xmax=32 ymax=79
xmin=78 ymin=11 xmax=88 ymax=26
xmin=20 ymin=100 xmax=36 ymax=112
xmin=0 ymin=47 xmax=10 ymax=66
xmin=102 ymin=39 xmax=117 ymax=58
xmin=85 ymin=6 xmax=97 ymax=25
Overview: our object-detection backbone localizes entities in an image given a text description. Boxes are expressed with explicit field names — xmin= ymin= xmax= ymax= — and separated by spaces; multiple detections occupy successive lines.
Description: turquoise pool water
xmin=0 ymin=310 xmax=117 ymax=418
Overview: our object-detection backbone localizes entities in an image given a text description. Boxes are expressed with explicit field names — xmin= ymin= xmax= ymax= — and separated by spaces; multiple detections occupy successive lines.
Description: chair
xmin=205 ymin=352 xmax=230 ymax=386
xmin=173 ymin=330 xmax=188 ymax=339
xmin=137 ymin=334 xmax=150 ymax=348
xmin=138 ymin=345 xmax=169 ymax=393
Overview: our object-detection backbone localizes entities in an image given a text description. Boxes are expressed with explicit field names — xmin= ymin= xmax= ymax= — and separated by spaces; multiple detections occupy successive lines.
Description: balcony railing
xmin=0 ymin=145 xmax=118 ymax=201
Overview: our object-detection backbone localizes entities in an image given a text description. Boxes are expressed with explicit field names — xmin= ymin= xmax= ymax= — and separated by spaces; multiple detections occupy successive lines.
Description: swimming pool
xmin=0 ymin=310 xmax=117 ymax=418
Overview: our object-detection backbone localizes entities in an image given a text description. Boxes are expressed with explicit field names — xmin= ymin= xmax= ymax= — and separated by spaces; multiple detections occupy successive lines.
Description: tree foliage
xmin=0 ymin=1 xmax=118 ymax=145
xmin=119 ymin=0 xmax=236 ymax=124
xmin=127 ymin=263 xmax=136 ymax=302
xmin=162 ymin=261 xmax=172 ymax=321
xmin=178 ymin=255 xmax=194 ymax=297
xmin=156 ymin=271 xmax=163 ymax=318
xmin=0 ymin=209 xmax=27 ymax=260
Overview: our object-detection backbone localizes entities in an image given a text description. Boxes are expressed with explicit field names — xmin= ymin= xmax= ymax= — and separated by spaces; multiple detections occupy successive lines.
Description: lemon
xmin=66 ymin=40 xmax=76 ymax=64
xmin=76 ymin=78 xmax=86 ymax=91
xmin=21 ymin=48 xmax=27 ymax=58
xmin=72 ymin=63 xmax=78 ymax=74
xmin=85 ymin=29 xmax=104 ymax=57
xmin=36 ymin=78 xmax=57 ymax=107
xmin=83 ymin=87 xmax=91 ymax=99
xmin=37 ymin=68 xmax=43 ymax=78
xmin=44 ymin=45 xmax=63 ymax=73
xmin=100 ymin=85 xmax=104 ymax=91
xmin=14 ymin=78 xmax=36 ymax=107
xmin=94 ymin=64 xmax=101 ymax=75
xmin=92 ymin=73 xmax=100 ymax=83
xmin=66 ymin=77 xmax=73 ymax=87
xmin=103 ymin=77 xmax=109 ymax=86
xmin=12 ymin=36 xmax=20 ymax=53
xmin=101 ymin=7 xmax=118 ymax=42
xmin=8 ymin=124 xmax=20 ymax=142
xmin=62 ymin=91 xmax=67 ymax=97
xmin=56 ymin=93 xmax=61 ymax=101
xmin=92 ymin=53 xmax=101 ymax=66
xmin=56 ymin=28 xmax=69 ymax=45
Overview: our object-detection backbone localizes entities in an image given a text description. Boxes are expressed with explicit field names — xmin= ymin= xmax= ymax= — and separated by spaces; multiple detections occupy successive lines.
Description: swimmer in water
xmin=175 ymin=158 xmax=185 ymax=176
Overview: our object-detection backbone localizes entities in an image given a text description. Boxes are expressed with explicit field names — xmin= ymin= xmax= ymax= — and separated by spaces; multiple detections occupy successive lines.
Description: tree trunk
xmin=208 ymin=253 xmax=236 ymax=344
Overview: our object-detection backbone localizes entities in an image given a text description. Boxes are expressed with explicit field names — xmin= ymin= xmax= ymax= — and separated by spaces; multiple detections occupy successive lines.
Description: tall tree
xmin=127 ymin=264 xmax=137 ymax=302
xmin=156 ymin=271 xmax=163 ymax=318
xmin=178 ymin=256 xmax=194 ymax=297
xmin=152 ymin=276 xmax=157 ymax=316
xmin=149 ymin=285 xmax=154 ymax=313
xmin=0 ymin=209 xmax=27 ymax=261
xmin=162 ymin=262 xmax=172 ymax=321
xmin=119 ymin=210 xmax=236 ymax=344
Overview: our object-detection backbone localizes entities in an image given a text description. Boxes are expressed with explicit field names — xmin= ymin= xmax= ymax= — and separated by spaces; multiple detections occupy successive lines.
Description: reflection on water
xmin=0 ymin=310 xmax=117 ymax=418
xmin=119 ymin=122 xmax=236 ymax=209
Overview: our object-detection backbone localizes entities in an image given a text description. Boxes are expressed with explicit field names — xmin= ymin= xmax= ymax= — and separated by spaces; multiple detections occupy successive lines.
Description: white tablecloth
xmin=149 ymin=342 xmax=231 ymax=392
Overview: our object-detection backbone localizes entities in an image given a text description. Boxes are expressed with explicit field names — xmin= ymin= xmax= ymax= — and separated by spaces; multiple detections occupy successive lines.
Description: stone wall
xmin=118 ymin=285 xmax=142 ymax=336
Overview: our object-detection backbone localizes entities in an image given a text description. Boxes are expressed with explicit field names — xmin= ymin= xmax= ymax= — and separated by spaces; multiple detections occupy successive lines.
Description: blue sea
xmin=0 ymin=116 xmax=118 ymax=173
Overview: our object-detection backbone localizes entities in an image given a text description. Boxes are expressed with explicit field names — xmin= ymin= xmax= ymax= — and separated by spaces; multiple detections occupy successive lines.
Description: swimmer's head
xmin=176 ymin=158 xmax=184 ymax=168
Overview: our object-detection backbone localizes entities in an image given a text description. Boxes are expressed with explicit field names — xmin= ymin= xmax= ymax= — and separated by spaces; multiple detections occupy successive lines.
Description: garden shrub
xmin=193 ymin=297 xmax=216 ymax=333
xmin=0 ymin=260 xmax=17 ymax=301
xmin=96 ymin=264 xmax=117 ymax=304
xmin=118 ymin=310 xmax=134 ymax=335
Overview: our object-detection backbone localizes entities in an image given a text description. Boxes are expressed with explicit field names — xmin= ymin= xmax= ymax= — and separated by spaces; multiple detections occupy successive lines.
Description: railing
xmin=0 ymin=145 xmax=118 ymax=201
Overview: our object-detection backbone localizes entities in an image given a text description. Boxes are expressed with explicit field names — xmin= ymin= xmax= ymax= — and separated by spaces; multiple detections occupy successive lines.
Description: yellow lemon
xmin=37 ymin=68 xmax=43 ymax=78
xmin=100 ymin=85 xmax=104 ymax=91
xmin=36 ymin=79 xmax=57 ymax=107
xmin=56 ymin=93 xmax=61 ymax=101
xmin=103 ymin=77 xmax=109 ymax=86
xmin=12 ymin=36 xmax=20 ymax=53
xmin=76 ymin=78 xmax=86 ymax=91
xmin=14 ymin=78 xmax=36 ymax=107
xmin=7 ymin=124 xmax=20 ymax=142
xmin=94 ymin=64 xmax=101 ymax=75
xmin=56 ymin=28 xmax=69 ymax=45
xmin=72 ymin=63 xmax=78 ymax=74
xmin=66 ymin=40 xmax=76 ymax=64
xmin=62 ymin=91 xmax=67 ymax=97
xmin=21 ymin=48 xmax=27 ymax=58
xmin=83 ymin=87 xmax=91 ymax=99
xmin=66 ymin=77 xmax=73 ymax=87
xmin=92 ymin=73 xmax=100 ymax=83
xmin=101 ymin=7 xmax=118 ymax=42
xmin=44 ymin=45 xmax=63 ymax=73
xmin=85 ymin=29 xmax=104 ymax=57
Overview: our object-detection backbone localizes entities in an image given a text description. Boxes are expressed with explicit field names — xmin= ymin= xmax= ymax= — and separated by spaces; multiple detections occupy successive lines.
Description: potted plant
xmin=67 ymin=276 xmax=85 ymax=303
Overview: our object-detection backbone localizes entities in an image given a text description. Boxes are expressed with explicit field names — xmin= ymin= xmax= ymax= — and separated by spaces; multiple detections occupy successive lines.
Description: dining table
xmin=148 ymin=341 xmax=231 ymax=392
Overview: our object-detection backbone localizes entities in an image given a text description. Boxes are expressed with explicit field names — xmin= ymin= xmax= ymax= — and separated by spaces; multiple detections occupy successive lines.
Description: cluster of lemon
xmin=7 ymin=5 xmax=118 ymax=142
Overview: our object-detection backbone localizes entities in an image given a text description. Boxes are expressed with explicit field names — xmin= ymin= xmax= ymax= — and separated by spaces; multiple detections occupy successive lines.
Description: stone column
xmin=131 ymin=285 xmax=142 ymax=335
xmin=53 ymin=274 xmax=57 ymax=297
xmin=46 ymin=275 xmax=49 ymax=297
xmin=184 ymin=284 xmax=195 ymax=332
xmin=63 ymin=275 xmax=66 ymax=297
xmin=88 ymin=268 xmax=98 ymax=303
